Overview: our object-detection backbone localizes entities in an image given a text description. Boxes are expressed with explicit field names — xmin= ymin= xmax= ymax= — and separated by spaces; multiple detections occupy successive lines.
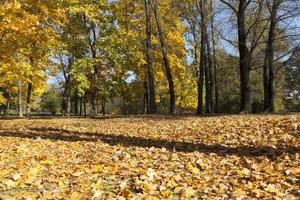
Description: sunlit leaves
xmin=0 ymin=114 xmax=299 ymax=198
xmin=0 ymin=0 xmax=66 ymax=106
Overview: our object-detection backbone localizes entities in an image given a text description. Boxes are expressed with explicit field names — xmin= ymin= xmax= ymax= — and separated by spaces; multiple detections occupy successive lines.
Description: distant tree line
xmin=0 ymin=0 xmax=299 ymax=117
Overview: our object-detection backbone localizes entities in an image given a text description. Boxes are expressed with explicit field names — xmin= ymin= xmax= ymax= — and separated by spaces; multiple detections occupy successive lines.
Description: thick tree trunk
xmin=144 ymin=0 xmax=157 ymax=114
xmin=17 ymin=79 xmax=23 ymax=117
xmin=197 ymin=0 xmax=207 ymax=115
xmin=237 ymin=0 xmax=251 ymax=113
xmin=205 ymin=53 xmax=211 ymax=113
xmin=26 ymin=82 xmax=32 ymax=117
xmin=4 ymin=90 xmax=10 ymax=116
xmin=206 ymin=33 xmax=215 ymax=113
xmin=62 ymin=95 xmax=67 ymax=116
xmin=143 ymin=80 xmax=148 ymax=114
xmin=192 ymin=28 xmax=199 ymax=77
xmin=91 ymin=95 xmax=97 ymax=117
xmin=74 ymin=94 xmax=78 ymax=115
xmin=79 ymin=97 xmax=83 ymax=116
xmin=91 ymin=62 xmax=97 ymax=117
xmin=101 ymin=99 xmax=106 ymax=116
xmin=264 ymin=0 xmax=279 ymax=113
xmin=87 ymin=22 xmax=98 ymax=118
xmin=210 ymin=0 xmax=219 ymax=113
xmin=62 ymin=77 xmax=70 ymax=116
xmin=263 ymin=56 xmax=269 ymax=110
xmin=83 ymin=97 xmax=87 ymax=118
xmin=152 ymin=0 xmax=175 ymax=114
xmin=201 ymin=0 xmax=214 ymax=114
xmin=66 ymin=96 xmax=71 ymax=116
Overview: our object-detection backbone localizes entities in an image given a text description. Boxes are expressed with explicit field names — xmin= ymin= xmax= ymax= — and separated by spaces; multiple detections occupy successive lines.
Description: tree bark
xmin=66 ymin=96 xmax=71 ymax=116
xmin=210 ymin=0 xmax=218 ymax=113
xmin=152 ymin=0 xmax=175 ymax=114
xmin=26 ymin=82 xmax=32 ymax=117
xmin=62 ymin=94 xmax=67 ymax=116
xmin=101 ymin=99 xmax=106 ymax=116
xmin=17 ymin=79 xmax=23 ymax=117
xmin=143 ymin=80 xmax=149 ymax=114
xmin=91 ymin=55 xmax=98 ymax=117
xmin=197 ymin=0 xmax=207 ymax=115
xmin=74 ymin=94 xmax=78 ymax=115
xmin=4 ymin=89 xmax=10 ymax=116
xmin=192 ymin=27 xmax=199 ymax=77
xmin=79 ymin=97 xmax=83 ymax=116
xmin=202 ymin=0 xmax=214 ymax=114
xmin=237 ymin=0 xmax=251 ymax=113
xmin=264 ymin=0 xmax=280 ymax=112
xmin=83 ymin=96 xmax=87 ymax=118
xmin=91 ymin=95 xmax=97 ymax=117
xmin=61 ymin=59 xmax=71 ymax=117
xmin=83 ymin=16 xmax=98 ymax=118
xmin=144 ymin=0 xmax=157 ymax=114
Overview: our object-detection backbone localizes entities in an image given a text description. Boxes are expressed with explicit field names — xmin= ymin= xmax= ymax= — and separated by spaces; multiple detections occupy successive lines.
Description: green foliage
xmin=40 ymin=91 xmax=61 ymax=114
xmin=216 ymin=51 xmax=240 ymax=113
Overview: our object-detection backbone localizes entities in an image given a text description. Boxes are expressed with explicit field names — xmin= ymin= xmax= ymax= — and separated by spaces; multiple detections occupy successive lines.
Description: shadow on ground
xmin=0 ymin=127 xmax=299 ymax=158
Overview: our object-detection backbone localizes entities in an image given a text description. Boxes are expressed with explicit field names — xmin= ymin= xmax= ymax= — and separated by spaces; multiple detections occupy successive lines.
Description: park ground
xmin=0 ymin=114 xmax=299 ymax=199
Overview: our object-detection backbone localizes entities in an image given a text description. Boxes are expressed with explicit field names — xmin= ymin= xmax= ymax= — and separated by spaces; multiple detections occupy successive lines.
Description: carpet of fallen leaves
xmin=0 ymin=114 xmax=299 ymax=199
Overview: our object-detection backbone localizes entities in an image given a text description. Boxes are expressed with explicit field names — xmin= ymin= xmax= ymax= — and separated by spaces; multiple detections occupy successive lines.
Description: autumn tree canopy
xmin=0 ymin=0 xmax=299 ymax=116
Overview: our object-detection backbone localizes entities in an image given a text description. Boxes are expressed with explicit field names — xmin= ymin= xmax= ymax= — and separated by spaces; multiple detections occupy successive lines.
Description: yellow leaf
xmin=58 ymin=180 xmax=65 ymax=187
xmin=161 ymin=189 xmax=173 ymax=198
xmin=186 ymin=162 xmax=200 ymax=175
xmin=182 ymin=187 xmax=196 ymax=198
xmin=41 ymin=159 xmax=53 ymax=165
xmin=174 ymin=187 xmax=183 ymax=194
xmin=3 ymin=179 xmax=16 ymax=187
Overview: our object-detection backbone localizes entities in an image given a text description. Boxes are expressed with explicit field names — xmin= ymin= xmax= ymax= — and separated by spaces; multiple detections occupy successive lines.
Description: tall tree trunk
xmin=88 ymin=21 xmax=98 ymax=118
xmin=202 ymin=0 xmax=214 ymax=114
xmin=62 ymin=94 xmax=67 ymax=116
xmin=263 ymin=53 xmax=269 ymax=110
xmin=144 ymin=80 xmax=149 ymax=114
xmin=74 ymin=94 xmax=78 ymax=115
xmin=79 ymin=97 xmax=83 ymax=116
xmin=91 ymin=96 xmax=97 ymax=117
xmin=83 ymin=96 xmax=87 ymax=118
xmin=17 ymin=79 xmax=23 ymax=117
xmin=210 ymin=0 xmax=218 ymax=113
xmin=192 ymin=27 xmax=199 ymax=77
xmin=205 ymin=52 xmax=211 ymax=113
xmin=26 ymin=57 xmax=34 ymax=117
xmin=91 ymin=64 xmax=97 ymax=117
xmin=66 ymin=96 xmax=71 ymax=116
xmin=264 ymin=0 xmax=280 ymax=113
xmin=4 ymin=89 xmax=10 ymax=116
xmin=62 ymin=77 xmax=70 ymax=116
xmin=26 ymin=82 xmax=32 ymax=117
xmin=237 ymin=0 xmax=251 ymax=113
xmin=197 ymin=0 xmax=207 ymax=115
xmin=101 ymin=99 xmax=106 ymax=116
xmin=144 ymin=0 xmax=157 ymax=114
xmin=152 ymin=0 xmax=175 ymax=114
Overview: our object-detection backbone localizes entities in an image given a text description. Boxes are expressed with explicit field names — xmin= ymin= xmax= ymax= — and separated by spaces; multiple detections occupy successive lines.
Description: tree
xmin=263 ymin=0 xmax=282 ymax=112
xmin=40 ymin=90 xmax=61 ymax=114
xmin=0 ymin=0 xmax=65 ymax=117
xmin=151 ymin=0 xmax=175 ymax=114
xmin=218 ymin=0 xmax=268 ymax=113
xmin=196 ymin=0 xmax=207 ymax=114
xmin=144 ymin=0 xmax=157 ymax=114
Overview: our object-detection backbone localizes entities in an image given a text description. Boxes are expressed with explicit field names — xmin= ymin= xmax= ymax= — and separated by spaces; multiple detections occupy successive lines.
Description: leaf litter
xmin=0 ymin=114 xmax=299 ymax=199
